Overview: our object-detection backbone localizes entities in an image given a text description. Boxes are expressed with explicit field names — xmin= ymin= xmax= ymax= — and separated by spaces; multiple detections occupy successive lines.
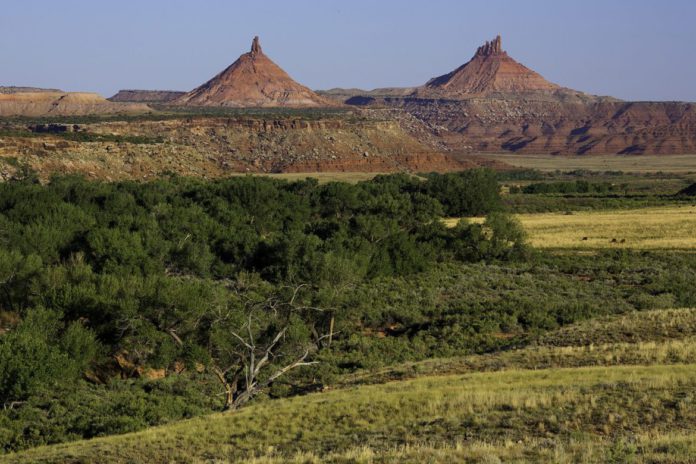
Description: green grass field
xmin=5 ymin=308 xmax=695 ymax=464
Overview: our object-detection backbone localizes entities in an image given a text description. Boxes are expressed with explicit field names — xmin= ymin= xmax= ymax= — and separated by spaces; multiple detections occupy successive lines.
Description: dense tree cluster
xmin=0 ymin=171 xmax=519 ymax=409
xmin=512 ymin=180 xmax=621 ymax=195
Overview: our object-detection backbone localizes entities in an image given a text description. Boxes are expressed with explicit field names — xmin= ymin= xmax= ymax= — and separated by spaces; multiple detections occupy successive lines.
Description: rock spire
xmin=250 ymin=36 xmax=262 ymax=55
xmin=475 ymin=35 xmax=503 ymax=57
xmin=176 ymin=36 xmax=333 ymax=108
xmin=419 ymin=34 xmax=559 ymax=95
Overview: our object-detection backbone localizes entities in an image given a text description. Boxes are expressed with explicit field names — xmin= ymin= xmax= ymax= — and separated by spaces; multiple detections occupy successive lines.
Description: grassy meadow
xmin=516 ymin=205 xmax=696 ymax=249
xmin=481 ymin=153 xmax=696 ymax=174
xmin=5 ymin=307 xmax=696 ymax=464
xmin=446 ymin=205 xmax=696 ymax=250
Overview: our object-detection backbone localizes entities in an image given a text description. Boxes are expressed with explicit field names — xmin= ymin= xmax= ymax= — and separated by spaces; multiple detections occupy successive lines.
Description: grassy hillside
xmin=5 ymin=308 xmax=695 ymax=464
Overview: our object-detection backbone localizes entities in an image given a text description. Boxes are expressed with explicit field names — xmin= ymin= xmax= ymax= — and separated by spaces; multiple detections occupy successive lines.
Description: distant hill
xmin=0 ymin=91 xmax=149 ymax=117
xmin=317 ymin=87 xmax=417 ymax=103
xmin=0 ymin=86 xmax=63 ymax=94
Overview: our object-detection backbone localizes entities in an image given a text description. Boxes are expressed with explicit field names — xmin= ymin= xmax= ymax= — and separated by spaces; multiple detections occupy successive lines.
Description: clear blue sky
xmin=1 ymin=0 xmax=694 ymax=101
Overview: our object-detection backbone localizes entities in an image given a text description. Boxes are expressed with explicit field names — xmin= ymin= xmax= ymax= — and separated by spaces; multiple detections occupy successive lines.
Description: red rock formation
xmin=416 ymin=35 xmax=561 ymax=97
xmin=391 ymin=98 xmax=696 ymax=155
xmin=176 ymin=36 xmax=334 ymax=108
xmin=342 ymin=35 xmax=696 ymax=155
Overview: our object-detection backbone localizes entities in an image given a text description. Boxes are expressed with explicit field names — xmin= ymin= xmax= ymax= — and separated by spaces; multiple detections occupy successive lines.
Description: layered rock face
xmin=176 ymin=37 xmax=334 ymax=108
xmin=108 ymin=90 xmax=186 ymax=103
xmin=391 ymin=98 xmax=696 ymax=155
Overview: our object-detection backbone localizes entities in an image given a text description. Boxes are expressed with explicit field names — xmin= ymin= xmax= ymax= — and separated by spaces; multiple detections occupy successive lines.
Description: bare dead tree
xmin=209 ymin=283 xmax=324 ymax=411
xmin=157 ymin=280 xmax=330 ymax=411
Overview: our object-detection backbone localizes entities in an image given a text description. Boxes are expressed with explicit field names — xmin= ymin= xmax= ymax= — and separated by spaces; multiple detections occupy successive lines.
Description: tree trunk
xmin=213 ymin=366 xmax=234 ymax=410
xmin=328 ymin=315 xmax=335 ymax=347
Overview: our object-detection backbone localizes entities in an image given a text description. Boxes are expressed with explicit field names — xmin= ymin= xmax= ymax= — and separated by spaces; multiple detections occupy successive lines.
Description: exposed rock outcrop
xmin=176 ymin=36 xmax=334 ymax=108
xmin=389 ymin=97 xmax=696 ymax=155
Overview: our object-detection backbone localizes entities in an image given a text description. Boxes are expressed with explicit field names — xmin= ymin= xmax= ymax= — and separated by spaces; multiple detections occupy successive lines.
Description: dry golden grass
xmin=233 ymin=432 xmax=696 ymax=464
xmin=519 ymin=205 xmax=696 ymax=249
xmin=480 ymin=153 xmax=696 ymax=173
xmin=5 ymin=364 xmax=695 ymax=463
xmin=446 ymin=205 xmax=696 ymax=249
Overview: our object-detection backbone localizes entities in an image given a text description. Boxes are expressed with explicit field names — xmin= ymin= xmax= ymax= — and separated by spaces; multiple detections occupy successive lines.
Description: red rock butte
xmin=176 ymin=36 xmax=334 ymax=108
xmin=418 ymin=35 xmax=560 ymax=96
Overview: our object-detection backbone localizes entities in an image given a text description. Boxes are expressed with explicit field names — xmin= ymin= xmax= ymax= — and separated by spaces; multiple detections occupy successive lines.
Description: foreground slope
xmin=6 ymin=308 xmax=696 ymax=464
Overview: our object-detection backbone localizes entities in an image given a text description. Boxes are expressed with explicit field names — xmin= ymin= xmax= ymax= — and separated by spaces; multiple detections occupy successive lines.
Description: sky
xmin=1 ymin=0 xmax=695 ymax=101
